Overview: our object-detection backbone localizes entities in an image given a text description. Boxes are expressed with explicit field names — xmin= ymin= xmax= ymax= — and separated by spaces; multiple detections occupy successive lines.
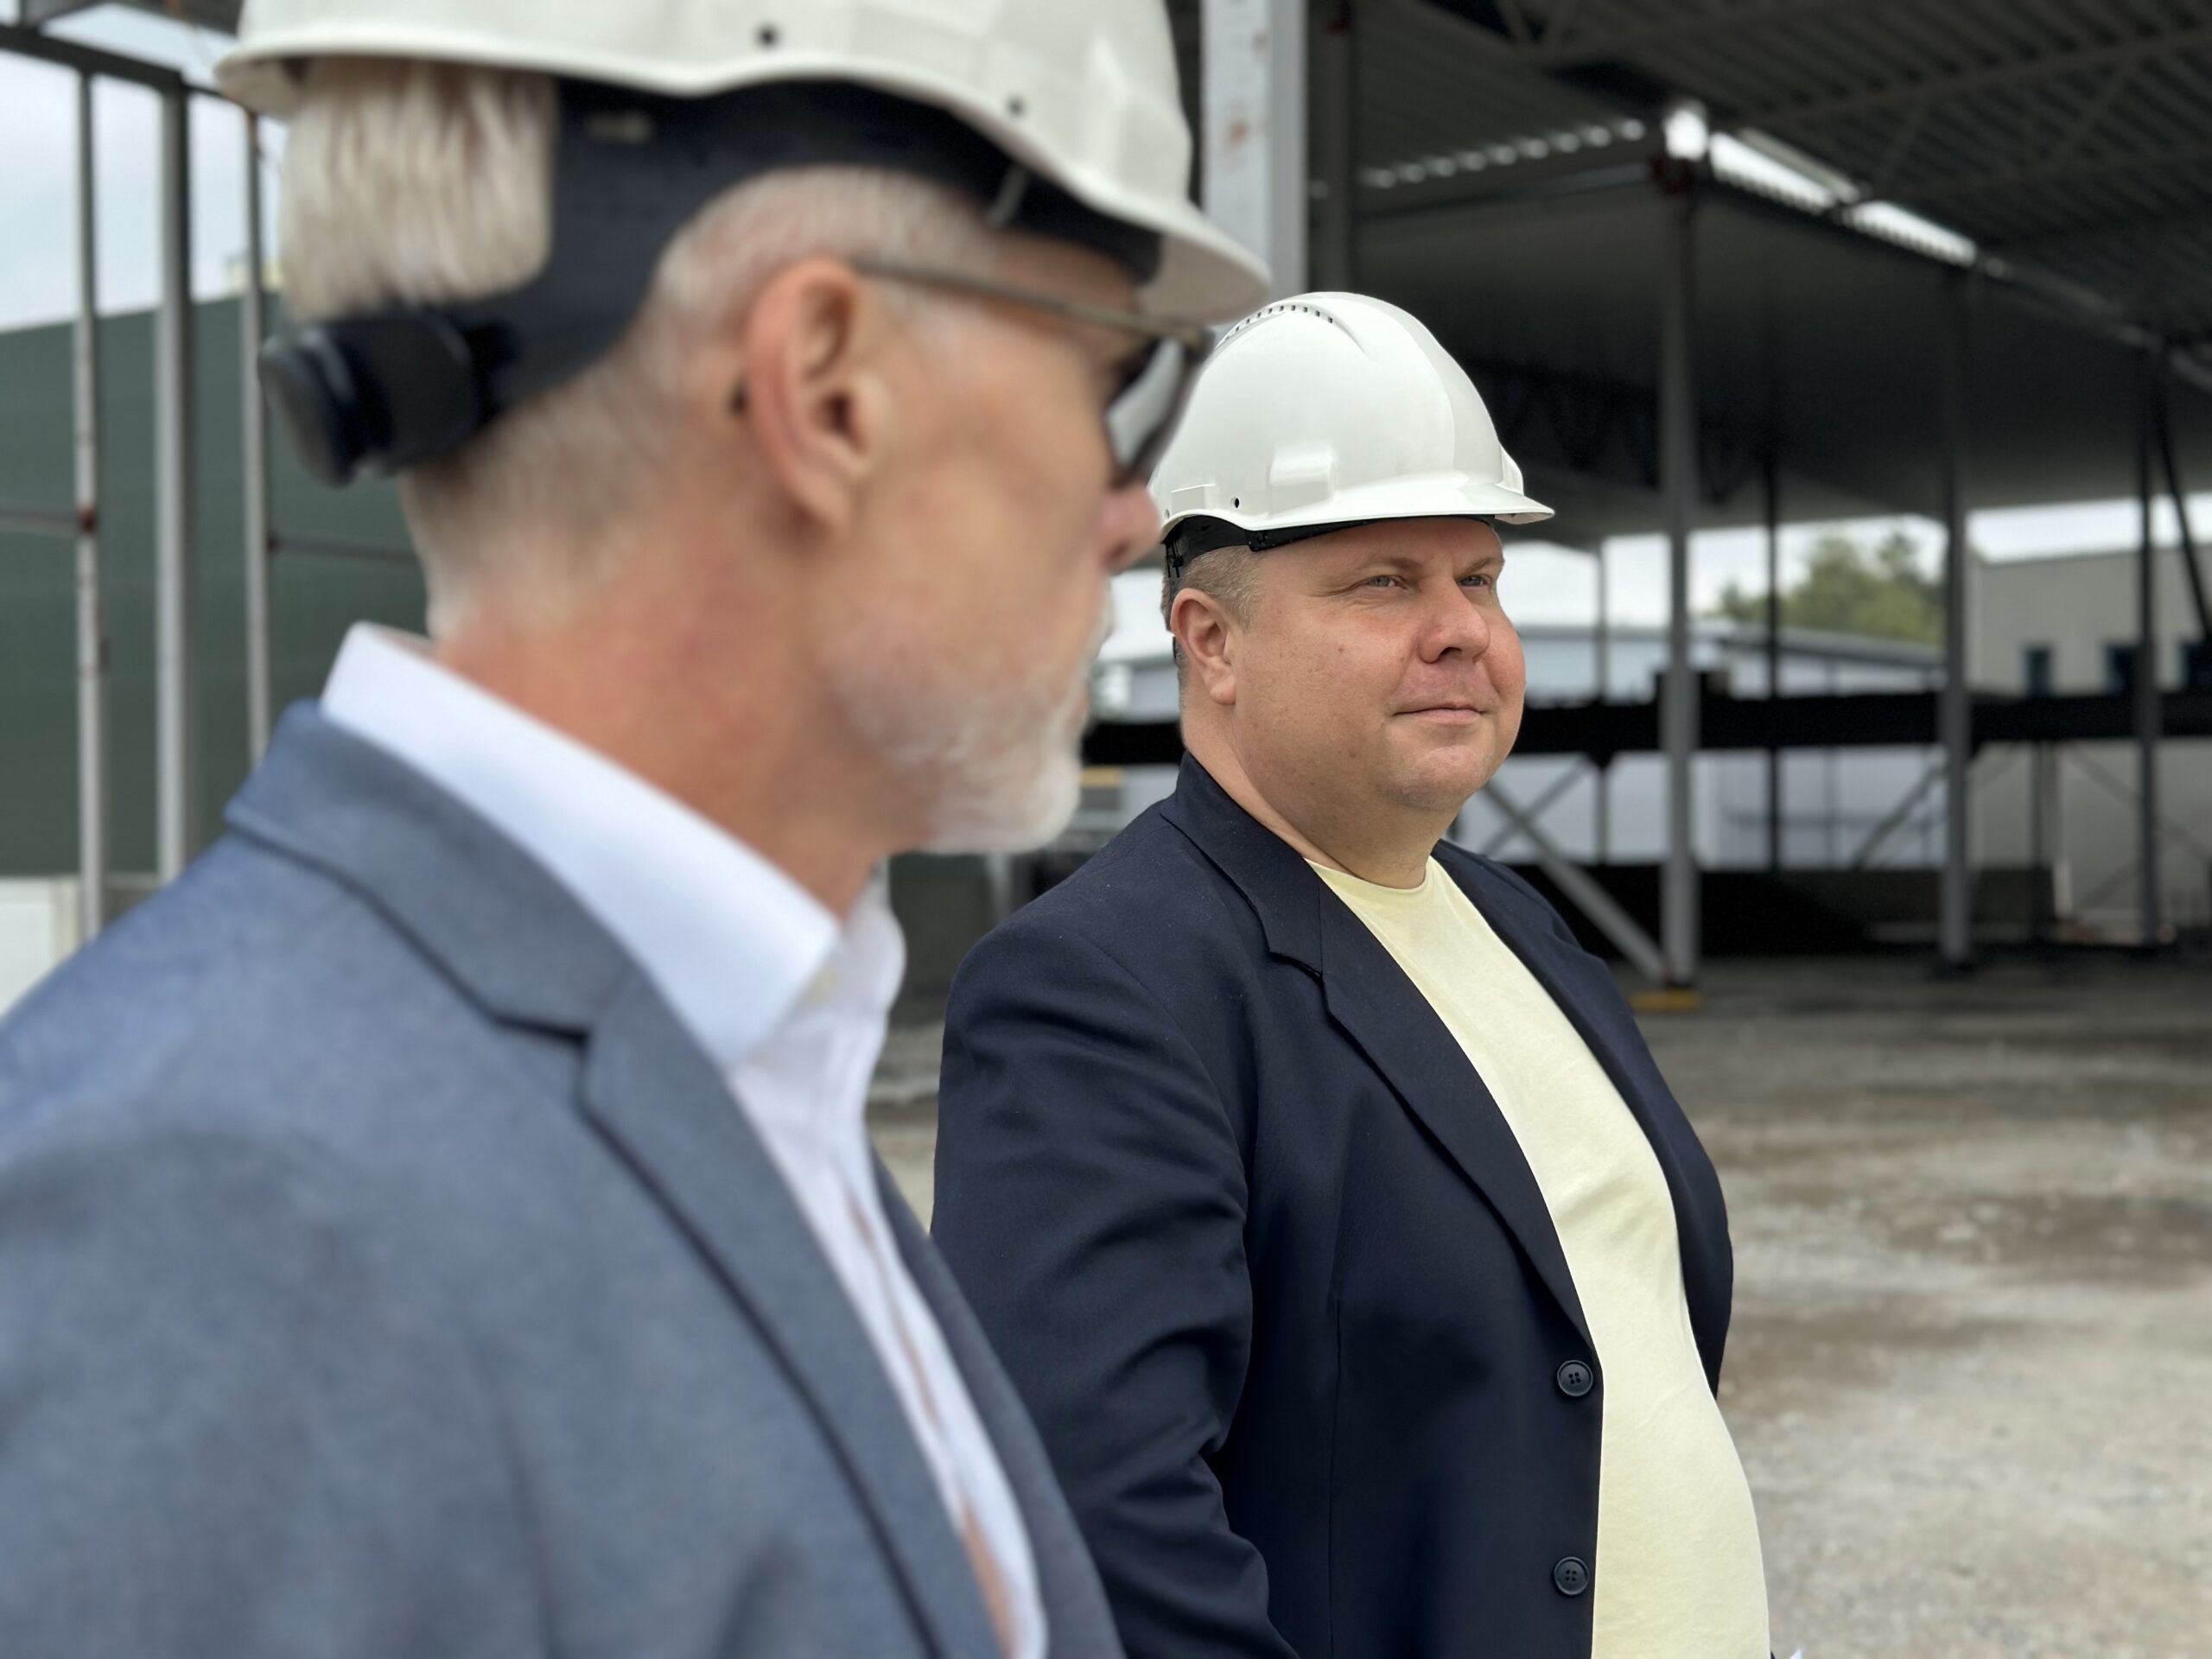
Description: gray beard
xmin=825 ymin=614 xmax=1098 ymax=857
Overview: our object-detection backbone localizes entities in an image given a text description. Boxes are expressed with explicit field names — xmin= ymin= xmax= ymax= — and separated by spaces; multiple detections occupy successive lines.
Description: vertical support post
xmin=1204 ymin=0 xmax=1308 ymax=295
xmin=155 ymin=85 xmax=198 ymax=881
xmin=1658 ymin=184 xmax=1700 ymax=986
xmin=2136 ymin=348 xmax=2163 ymax=948
xmin=1310 ymin=0 xmax=1355 ymax=292
xmin=73 ymin=73 xmax=106 ymax=942
xmin=242 ymin=110 xmax=274 ymax=762
xmin=2028 ymin=743 xmax=2050 ymax=943
xmin=1938 ymin=274 xmax=1974 ymax=970
xmin=1764 ymin=449 xmax=1783 ymax=873
xmin=1593 ymin=540 xmax=1610 ymax=866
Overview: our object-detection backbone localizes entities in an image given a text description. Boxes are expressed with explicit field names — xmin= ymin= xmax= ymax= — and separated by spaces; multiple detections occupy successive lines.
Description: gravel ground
xmin=869 ymin=952 xmax=2212 ymax=1657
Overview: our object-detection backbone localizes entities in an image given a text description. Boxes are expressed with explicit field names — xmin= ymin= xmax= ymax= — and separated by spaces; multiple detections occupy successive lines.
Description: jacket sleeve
xmin=0 ymin=1116 xmax=543 ymax=1658
xmin=933 ymin=922 xmax=1299 ymax=1659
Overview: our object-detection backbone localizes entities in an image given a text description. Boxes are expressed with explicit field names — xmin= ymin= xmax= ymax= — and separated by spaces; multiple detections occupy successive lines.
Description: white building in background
xmin=1972 ymin=549 xmax=2212 ymax=936
xmin=1082 ymin=552 xmax=2212 ymax=938
xmin=1082 ymin=571 xmax=1948 ymax=874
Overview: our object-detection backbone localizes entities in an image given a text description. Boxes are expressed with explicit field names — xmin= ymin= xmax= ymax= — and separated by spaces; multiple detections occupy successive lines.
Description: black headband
xmin=261 ymin=77 xmax=1165 ymax=487
xmin=1162 ymin=515 xmax=1387 ymax=575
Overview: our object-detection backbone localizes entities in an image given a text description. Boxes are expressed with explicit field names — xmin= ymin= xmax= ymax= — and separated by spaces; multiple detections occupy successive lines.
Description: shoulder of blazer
xmin=948 ymin=806 xmax=1290 ymax=1091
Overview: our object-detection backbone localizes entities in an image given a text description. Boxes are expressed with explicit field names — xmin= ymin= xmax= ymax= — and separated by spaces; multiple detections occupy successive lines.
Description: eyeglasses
xmin=849 ymin=257 xmax=1213 ymax=488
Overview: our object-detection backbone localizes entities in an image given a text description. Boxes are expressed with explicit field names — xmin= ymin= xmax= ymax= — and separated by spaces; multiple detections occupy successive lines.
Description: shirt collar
xmin=319 ymin=624 xmax=898 ymax=1068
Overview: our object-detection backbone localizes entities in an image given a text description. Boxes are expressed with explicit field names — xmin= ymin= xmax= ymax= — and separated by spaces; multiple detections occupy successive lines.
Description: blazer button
xmin=1553 ymin=1556 xmax=1592 ymax=1597
xmin=1555 ymin=1359 xmax=1595 ymax=1398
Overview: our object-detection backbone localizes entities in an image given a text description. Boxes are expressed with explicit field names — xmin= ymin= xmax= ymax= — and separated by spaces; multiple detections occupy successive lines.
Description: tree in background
xmin=1713 ymin=530 xmax=1942 ymax=645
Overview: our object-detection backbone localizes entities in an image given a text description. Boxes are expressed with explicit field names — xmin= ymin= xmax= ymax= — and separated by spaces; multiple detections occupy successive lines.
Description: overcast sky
xmin=3 ymin=4 xmax=2204 ymax=629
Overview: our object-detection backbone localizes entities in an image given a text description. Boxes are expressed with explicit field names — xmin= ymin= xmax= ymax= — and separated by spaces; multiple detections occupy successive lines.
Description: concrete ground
xmin=870 ymin=951 xmax=2212 ymax=1657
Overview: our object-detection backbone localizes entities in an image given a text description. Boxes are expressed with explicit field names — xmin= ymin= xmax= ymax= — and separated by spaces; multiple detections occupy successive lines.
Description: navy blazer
xmin=933 ymin=755 xmax=1734 ymax=1659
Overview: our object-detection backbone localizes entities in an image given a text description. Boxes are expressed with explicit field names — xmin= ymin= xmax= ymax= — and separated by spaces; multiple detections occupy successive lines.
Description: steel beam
xmin=1764 ymin=450 xmax=1783 ymax=873
xmin=1478 ymin=761 xmax=1586 ymax=858
xmin=1310 ymin=0 xmax=1356 ymax=292
xmin=1740 ymin=24 xmax=2212 ymax=126
xmin=1084 ymin=690 xmax=2212 ymax=769
xmin=1203 ymin=0 xmax=1306 ymax=295
xmin=1593 ymin=540 xmax=1610 ymax=864
xmin=0 ymin=499 xmax=76 ymax=534
xmin=1482 ymin=779 xmax=1669 ymax=986
xmin=155 ymin=84 xmax=197 ymax=882
xmin=1658 ymin=178 xmax=1699 ymax=986
xmin=2152 ymin=370 xmax=2212 ymax=642
xmin=1938 ymin=275 xmax=1974 ymax=970
xmin=2136 ymin=350 xmax=2164 ymax=946
xmin=0 ymin=21 xmax=185 ymax=92
xmin=1853 ymin=756 xmax=1946 ymax=873
xmin=73 ymin=72 xmax=106 ymax=940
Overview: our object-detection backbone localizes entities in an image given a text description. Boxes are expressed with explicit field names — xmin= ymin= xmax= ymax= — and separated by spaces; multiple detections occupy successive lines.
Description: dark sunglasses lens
xmin=1105 ymin=336 xmax=1205 ymax=485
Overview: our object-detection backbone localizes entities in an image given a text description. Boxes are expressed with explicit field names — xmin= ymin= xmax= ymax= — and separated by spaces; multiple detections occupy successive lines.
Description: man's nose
xmin=1421 ymin=580 xmax=1492 ymax=661
xmin=1099 ymin=479 xmax=1162 ymax=575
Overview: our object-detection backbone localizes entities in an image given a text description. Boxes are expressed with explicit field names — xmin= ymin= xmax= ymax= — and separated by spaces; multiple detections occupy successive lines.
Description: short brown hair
xmin=1160 ymin=533 xmax=1262 ymax=690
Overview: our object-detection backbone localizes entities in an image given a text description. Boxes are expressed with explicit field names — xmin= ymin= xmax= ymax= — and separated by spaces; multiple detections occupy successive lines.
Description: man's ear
xmin=720 ymin=257 xmax=896 ymax=535
xmin=1172 ymin=586 xmax=1240 ymax=708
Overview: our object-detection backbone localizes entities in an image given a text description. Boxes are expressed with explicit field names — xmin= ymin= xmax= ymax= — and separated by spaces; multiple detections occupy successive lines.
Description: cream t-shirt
xmin=1313 ymin=857 xmax=1769 ymax=1659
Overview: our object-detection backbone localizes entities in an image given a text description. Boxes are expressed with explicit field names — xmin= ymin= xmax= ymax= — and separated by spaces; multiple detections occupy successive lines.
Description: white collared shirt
xmin=321 ymin=625 xmax=1043 ymax=1659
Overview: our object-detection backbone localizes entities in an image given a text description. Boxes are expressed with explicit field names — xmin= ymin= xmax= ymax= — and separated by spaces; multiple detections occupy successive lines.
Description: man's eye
xmin=1462 ymin=574 xmax=1494 ymax=589
xmin=1364 ymin=575 xmax=1400 ymax=589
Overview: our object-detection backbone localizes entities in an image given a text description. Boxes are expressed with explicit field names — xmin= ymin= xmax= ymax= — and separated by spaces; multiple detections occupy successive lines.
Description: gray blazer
xmin=0 ymin=708 xmax=1118 ymax=1659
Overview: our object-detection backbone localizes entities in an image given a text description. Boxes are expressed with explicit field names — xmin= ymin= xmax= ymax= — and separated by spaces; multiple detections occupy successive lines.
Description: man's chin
xmin=918 ymin=742 xmax=1084 ymax=856
xmin=1384 ymin=741 xmax=1499 ymax=816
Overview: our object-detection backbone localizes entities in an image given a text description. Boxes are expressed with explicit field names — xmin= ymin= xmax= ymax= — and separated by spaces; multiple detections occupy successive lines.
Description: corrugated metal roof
xmin=1362 ymin=0 xmax=2212 ymax=349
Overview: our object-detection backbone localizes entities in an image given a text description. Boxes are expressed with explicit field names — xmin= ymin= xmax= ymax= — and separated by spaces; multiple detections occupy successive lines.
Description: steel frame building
xmin=3 ymin=0 xmax=2209 ymax=985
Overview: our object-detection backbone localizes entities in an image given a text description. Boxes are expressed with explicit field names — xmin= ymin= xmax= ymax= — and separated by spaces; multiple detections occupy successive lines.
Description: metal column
xmin=155 ymin=86 xmax=198 ymax=881
xmin=1938 ymin=276 xmax=1974 ymax=970
xmin=1310 ymin=0 xmax=1355 ymax=292
xmin=1203 ymin=0 xmax=1307 ymax=293
xmin=1763 ymin=451 xmax=1783 ymax=872
xmin=242 ymin=110 xmax=274 ymax=761
xmin=73 ymin=73 xmax=106 ymax=940
xmin=1593 ymin=541 xmax=1610 ymax=866
xmin=2135 ymin=350 xmax=2163 ymax=947
xmin=1658 ymin=185 xmax=1699 ymax=986
xmin=2028 ymin=744 xmax=2051 ymax=942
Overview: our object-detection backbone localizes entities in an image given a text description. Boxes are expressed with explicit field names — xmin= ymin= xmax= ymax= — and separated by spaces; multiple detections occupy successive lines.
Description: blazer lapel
xmin=232 ymin=709 xmax=1007 ymax=1646
xmin=1443 ymin=855 xmax=1733 ymax=1382
xmin=1161 ymin=756 xmax=1592 ymax=1351
xmin=1314 ymin=900 xmax=1594 ymax=1351
xmin=579 ymin=977 xmax=1001 ymax=1659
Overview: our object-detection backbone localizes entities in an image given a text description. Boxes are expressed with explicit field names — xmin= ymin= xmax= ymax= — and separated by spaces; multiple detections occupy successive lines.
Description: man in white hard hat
xmin=0 ymin=4 xmax=1265 ymax=1655
xmin=934 ymin=293 xmax=1769 ymax=1659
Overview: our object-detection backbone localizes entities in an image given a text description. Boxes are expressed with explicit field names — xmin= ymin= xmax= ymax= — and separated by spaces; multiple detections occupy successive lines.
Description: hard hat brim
xmin=1160 ymin=473 xmax=1555 ymax=543
xmin=218 ymin=39 xmax=1270 ymax=322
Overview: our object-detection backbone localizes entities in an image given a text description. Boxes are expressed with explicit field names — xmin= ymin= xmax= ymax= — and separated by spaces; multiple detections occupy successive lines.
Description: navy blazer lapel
xmin=1443 ymin=852 xmax=1733 ymax=1382
xmin=580 ymin=979 xmax=1002 ymax=1659
xmin=1313 ymin=900 xmax=1594 ymax=1351
xmin=1161 ymin=757 xmax=1592 ymax=1351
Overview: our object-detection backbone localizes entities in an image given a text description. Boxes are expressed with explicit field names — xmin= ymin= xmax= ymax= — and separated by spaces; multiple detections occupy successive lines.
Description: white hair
xmin=279 ymin=60 xmax=1000 ymax=637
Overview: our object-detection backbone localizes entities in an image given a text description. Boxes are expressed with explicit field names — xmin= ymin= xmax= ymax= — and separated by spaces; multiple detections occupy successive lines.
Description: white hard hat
xmin=1150 ymin=291 xmax=1553 ymax=548
xmin=217 ymin=0 xmax=1268 ymax=321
